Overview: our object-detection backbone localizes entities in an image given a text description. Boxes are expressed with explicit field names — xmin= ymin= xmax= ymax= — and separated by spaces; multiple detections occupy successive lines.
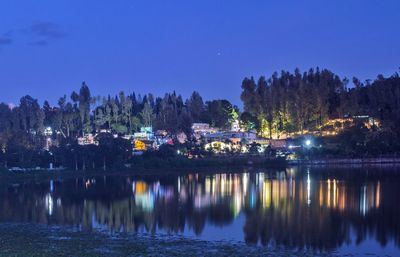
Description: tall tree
xmin=78 ymin=82 xmax=91 ymax=135
xmin=140 ymin=102 xmax=153 ymax=127
xmin=187 ymin=91 xmax=205 ymax=123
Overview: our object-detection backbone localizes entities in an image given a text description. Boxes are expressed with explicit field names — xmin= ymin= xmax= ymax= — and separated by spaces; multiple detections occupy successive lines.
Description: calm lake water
xmin=1 ymin=166 xmax=400 ymax=256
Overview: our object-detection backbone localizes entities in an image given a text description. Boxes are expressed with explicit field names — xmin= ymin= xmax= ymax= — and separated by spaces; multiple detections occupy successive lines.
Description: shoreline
xmin=2 ymin=156 xmax=400 ymax=183
xmin=289 ymin=157 xmax=400 ymax=166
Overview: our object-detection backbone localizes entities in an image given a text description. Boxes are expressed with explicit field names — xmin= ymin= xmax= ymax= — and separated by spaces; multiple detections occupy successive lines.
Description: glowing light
xmin=135 ymin=192 xmax=154 ymax=211
xmin=135 ymin=181 xmax=148 ymax=193
xmin=45 ymin=193 xmax=54 ymax=215
xmin=305 ymin=140 xmax=311 ymax=147
xmin=333 ymin=179 xmax=337 ymax=208
xmin=262 ymin=180 xmax=271 ymax=208
xmin=50 ymin=180 xmax=54 ymax=192
xmin=307 ymin=171 xmax=311 ymax=205
xmin=376 ymin=181 xmax=381 ymax=208
xmin=361 ymin=185 xmax=367 ymax=216
xmin=44 ymin=127 xmax=53 ymax=136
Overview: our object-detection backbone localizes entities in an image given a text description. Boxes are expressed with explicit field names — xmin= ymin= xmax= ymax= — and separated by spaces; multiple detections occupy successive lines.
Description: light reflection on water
xmin=0 ymin=166 xmax=399 ymax=254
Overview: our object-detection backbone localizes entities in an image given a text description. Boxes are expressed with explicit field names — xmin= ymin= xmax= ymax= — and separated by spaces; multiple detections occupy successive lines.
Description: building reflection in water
xmin=0 ymin=167 xmax=396 ymax=250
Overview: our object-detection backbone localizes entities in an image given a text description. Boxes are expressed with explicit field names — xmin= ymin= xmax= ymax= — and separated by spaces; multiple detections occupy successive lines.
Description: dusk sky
xmin=0 ymin=0 xmax=399 ymax=107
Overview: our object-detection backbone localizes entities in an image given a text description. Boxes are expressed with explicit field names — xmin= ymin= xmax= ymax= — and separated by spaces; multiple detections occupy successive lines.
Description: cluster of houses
xmin=75 ymin=127 xmax=173 ymax=153
xmin=43 ymin=115 xmax=380 ymax=156
xmin=193 ymin=123 xmax=287 ymax=153
xmin=63 ymin=122 xmax=288 ymax=155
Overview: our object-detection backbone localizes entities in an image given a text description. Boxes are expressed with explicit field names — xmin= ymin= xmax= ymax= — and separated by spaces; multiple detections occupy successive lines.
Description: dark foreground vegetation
xmin=0 ymin=223 xmax=338 ymax=257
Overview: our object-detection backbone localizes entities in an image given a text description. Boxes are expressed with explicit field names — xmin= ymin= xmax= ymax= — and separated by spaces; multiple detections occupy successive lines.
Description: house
xmin=77 ymin=134 xmax=98 ymax=145
xmin=133 ymin=127 xmax=154 ymax=140
xmin=231 ymin=119 xmax=240 ymax=132
xmin=204 ymin=131 xmax=257 ymax=144
xmin=192 ymin=123 xmax=217 ymax=134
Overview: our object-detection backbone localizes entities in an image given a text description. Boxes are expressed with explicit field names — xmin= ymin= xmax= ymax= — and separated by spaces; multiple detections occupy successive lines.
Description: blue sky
xmin=0 ymin=0 xmax=399 ymax=106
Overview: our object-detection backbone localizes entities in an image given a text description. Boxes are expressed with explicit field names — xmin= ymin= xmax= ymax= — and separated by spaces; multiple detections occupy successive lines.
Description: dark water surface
xmin=1 ymin=166 xmax=400 ymax=256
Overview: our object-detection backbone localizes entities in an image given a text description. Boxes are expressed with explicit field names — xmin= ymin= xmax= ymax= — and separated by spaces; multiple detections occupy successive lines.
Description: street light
xmin=305 ymin=139 xmax=311 ymax=147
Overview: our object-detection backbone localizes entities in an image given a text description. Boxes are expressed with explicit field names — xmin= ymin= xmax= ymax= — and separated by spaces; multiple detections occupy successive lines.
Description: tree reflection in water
xmin=1 ymin=166 xmax=400 ymax=251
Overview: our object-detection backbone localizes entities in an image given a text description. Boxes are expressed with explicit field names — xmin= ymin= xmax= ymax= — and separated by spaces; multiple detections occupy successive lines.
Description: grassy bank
xmin=0 ymin=223 xmax=335 ymax=257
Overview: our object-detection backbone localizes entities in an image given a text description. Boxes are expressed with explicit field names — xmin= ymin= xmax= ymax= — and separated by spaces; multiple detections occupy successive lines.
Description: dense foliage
xmin=241 ymin=68 xmax=400 ymax=139
xmin=0 ymin=83 xmax=237 ymax=169
xmin=1 ymin=68 xmax=400 ymax=169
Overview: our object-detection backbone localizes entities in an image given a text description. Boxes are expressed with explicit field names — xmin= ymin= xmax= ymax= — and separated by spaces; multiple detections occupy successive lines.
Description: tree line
xmin=240 ymin=68 xmax=400 ymax=140
xmin=0 ymin=83 xmax=238 ymax=139
xmin=1 ymin=67 xmax=400 ymax=168
xmin=0 ymin=83 xmax=238 ymax=168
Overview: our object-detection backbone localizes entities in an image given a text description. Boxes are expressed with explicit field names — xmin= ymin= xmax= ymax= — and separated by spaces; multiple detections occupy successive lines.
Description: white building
xmin=204 ymin=131 xmax=257 ymax=144
xmin=192 ymin=123 xmax=216 ymax=134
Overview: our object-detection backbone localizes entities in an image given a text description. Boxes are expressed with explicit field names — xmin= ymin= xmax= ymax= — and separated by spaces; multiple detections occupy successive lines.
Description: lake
xmin=1 ymin=166 xmax=400 ymax=256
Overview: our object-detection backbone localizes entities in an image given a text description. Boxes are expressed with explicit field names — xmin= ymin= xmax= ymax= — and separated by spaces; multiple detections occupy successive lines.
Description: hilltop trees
xmin=0 ymin=81 xmax=241 ymax=157
xmin=206 ymin=100 xmax=238 ymax=130
xmin=0 ymin=103 xmax=13 ymax=132
xmin=78 ymin=82 xmax=91 ymax=135
xmin=0 ymin=87 xmax=209 ymax=168
xmin=1 ymin=68 xmax=400 ymax=168
xmin=241 ymin=68 xmax=348 ymax=138
xmin=140 ymin=102 xmax=153 ymax=127
xmin=17 ymin=95 xmax=45 ymax=133
xmin=240 ymin=68 xmax=400 ymax=156
xmin=0 ymin=70 xmax=397 ymax=146
xmin=0 ymin=85 xmax=235 ymax=148
xmin=43 ymin=101 xmax=62 ymax=132
xmin=187 ymin=91 xmax=205 ymax=122
xmin=0 ymin=96 xmax=45 ymax=167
